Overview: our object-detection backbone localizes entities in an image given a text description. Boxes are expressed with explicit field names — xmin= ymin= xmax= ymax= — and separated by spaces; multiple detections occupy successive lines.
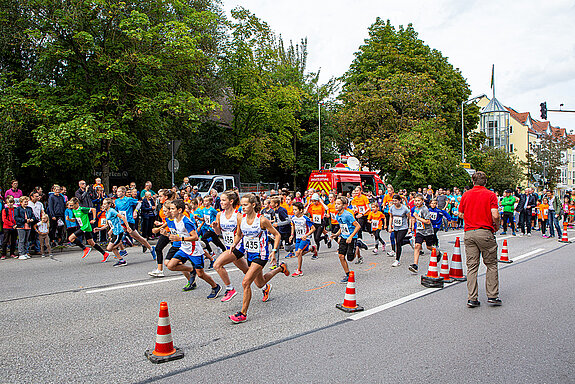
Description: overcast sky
xmin=222 ymin=0 xmax=575 ymax=132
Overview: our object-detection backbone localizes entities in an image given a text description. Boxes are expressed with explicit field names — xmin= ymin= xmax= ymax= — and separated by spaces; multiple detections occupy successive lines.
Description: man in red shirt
xmin=458 ymin=171 xmax=501 ymax=308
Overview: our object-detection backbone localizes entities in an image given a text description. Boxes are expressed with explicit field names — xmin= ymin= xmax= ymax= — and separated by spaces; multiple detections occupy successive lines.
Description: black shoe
xmin=467 ymin=300 xmax=481 ymax=308
xmin=357 ymin=239 xmax=368 ymax=250
xmin=142 ymin=246 xmax=147 ymax=253
xmin=327 ymin=240 xmax=332 ymax=248
xmin=487 ymin=297 xmax=502 ymax=306
xmin=408 ymin=264 xmax=418 ymax=274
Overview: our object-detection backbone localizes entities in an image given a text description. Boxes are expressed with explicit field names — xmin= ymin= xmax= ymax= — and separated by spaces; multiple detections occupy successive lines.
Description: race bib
xmin=393 ymin=216 xmax=402 ymax=227
xmin=76 ymin=217 xmax=83 ymax=227
xmin=204 ymin=214 xmax=211 ymax=225
xmin=358 ymin=205 xmax=367 ymax=214
xmin=313 ymin=214 xmax=322 ymax=224
xmin=244 ymin=237 xmax=260 ymax=253
xmin=416 ymin=221 xmax=424 ymax=230
xmin=295 ymin=225 xmax=306 ymax=237
xmin=222 ymin=231 xmax=234 ymax=247
xmin=543 ymin=209 xmax=548 ymax=216
xmin=341 ymin=223 xmax=350 ymax=236
xmin=429 ymin=212 xmax=437 ymax=221
xmin=371 ymin=220 xmax=379 ymax=231
xmin=330 ymin=212 xmax=336 ymax=221
xmin=101 ymin=218 xmax=107 ymax=226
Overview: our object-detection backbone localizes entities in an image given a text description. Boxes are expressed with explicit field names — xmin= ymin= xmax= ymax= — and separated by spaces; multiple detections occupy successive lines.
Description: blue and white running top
xmin=219 ymin=210 xmax=238 ymax=249
xmin=240 ymin=213 xmax=269 ymax=261
xmin=166 ymin=216 xmax=203 ymax=256
xmin=291 ymin=215 xmax=313 ymax=240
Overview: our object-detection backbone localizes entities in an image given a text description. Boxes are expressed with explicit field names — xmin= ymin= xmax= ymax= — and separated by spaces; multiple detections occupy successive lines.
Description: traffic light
xmin=540 ymin=102 xmax=547 ymax=120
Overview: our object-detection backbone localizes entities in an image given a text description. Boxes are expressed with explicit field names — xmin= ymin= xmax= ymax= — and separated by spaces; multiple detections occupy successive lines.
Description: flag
xmin=490 ymin=64 xmax=494 ymax=89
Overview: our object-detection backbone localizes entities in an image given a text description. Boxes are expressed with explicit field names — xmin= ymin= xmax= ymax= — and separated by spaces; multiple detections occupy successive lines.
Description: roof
xmin=531 ymin=120 xmax=549 ymax=134
xmin=505 ymin=107 xmax=530 ymax=125
xmin=481 ymin=97 xmax=508 ymax=114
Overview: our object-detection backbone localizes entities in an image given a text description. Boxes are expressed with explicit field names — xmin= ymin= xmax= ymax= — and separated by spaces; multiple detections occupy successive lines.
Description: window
xmin=212 ymin=179 xmax=225 ymax=193
xmin=509 ymin=144 xmax=514 ymax=152
xmin=510 ymin=125 xmax=513 ymax=134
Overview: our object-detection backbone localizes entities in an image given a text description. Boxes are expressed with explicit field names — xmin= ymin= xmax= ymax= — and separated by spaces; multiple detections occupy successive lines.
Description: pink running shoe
xmin=82 ymin=248 xmax=92 ymax=259
xmin=229 ymin=311 xmax=247 ymax=323
xmin=221 ymin=288 xmax=237 ymax=302
xmin=291 ymin=269 xmax=303 ymax=277
xmin=101 ymin=252 xmax=110 ymax=263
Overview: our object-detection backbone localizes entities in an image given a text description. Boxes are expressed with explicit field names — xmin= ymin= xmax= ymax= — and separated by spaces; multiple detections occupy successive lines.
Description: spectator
xmin=458 ymin=171 xmax=501 ymax=308
xmin=34 ymin=214 xmax=52 ymax=257
xmin=209 ymin=188 xmax=221 ymax=211
xmin=139 ymin=181 xmax=156 ymax=199
xmin=140 ymin=191 xmax=156 ymax=240
xmin=47 ymin=185 xmax=66 ymax=244
xmin=93 ymin=177 xmax=104 ymax=192
xmin=180 ymin=177 xmax=191 ymax=191
xmin=92 ymin=185 xmax=106 ymax=212
xmin=547 ymin=190 xmax=563 ymax=239
xmin=28 ymin=192 xmax=45 ymax=254
xmin=190 ymin=186 xmax=201 ymax=200
xmin=436 ymin=188 xmax=448 ymax=210
xmin=61 ymin=186 xmax=69 ymax=203
xmin=1 ymin=197 xmax=17 ymax=259
xmin=15 ymin=196 xmax=35 ymax=259
xmin=75 ymin=180 xmax=93 ymax=207
xmin=5 ymin=180 xmax=23 ymax=206
xmin=516 ymin=187 xmax=537 ymax=236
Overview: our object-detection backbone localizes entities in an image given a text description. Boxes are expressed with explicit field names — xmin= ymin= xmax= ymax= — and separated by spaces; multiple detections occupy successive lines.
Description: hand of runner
xmin=168 ymin=234 xmax=179 ymax=242
xmin=346 ymin=237 xmax=352 ymax=244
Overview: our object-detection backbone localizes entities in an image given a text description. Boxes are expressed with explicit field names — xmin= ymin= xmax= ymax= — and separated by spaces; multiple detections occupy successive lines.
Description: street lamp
xmin=318 ymin=101 xmax=322 ymax=170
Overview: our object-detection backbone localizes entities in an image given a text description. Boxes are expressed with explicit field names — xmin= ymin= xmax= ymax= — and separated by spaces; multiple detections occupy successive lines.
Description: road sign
xmin=465 ymin=168 xmax=476 ymax=176
xmin=168 ymin=159 xmax=180 ymax=173
xmin=459 ymin=162 xmax=471 ymax=169
xmin=167 ymin=140 xmax=182 ymax=154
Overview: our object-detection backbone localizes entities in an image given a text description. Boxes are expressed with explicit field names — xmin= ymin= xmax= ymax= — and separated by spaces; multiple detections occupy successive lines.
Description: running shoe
xmin=311 ymin=246 xmax=318 ymax=260
xmin=391 ymin=260 xmax=400 ymax=267
xmin=285 ymin=252 xmax=295 ymax=259
xmin=500 ymin=232 xmax=507 ymax=236
xmin=355 ymin=256 xmax=364 ymax=264
xmin=113 ymin=259 xmax=127 ymax=267
xmin=512 ymin=232 xmax=517 ymax=236
xmin=487 ymin=297 xmax=502 ymax=306
xmin=101 ymin=252 xmax=110 ymax=263
xmin=82 ymin=248 xmax=92 ymax=259
xmin=408 ymin=264 xmax=418 ymax=274
xmin=119 ymin=250 xmax=128 ymax=258
xmin=327 ymin=240 xmax=332 ymax=248
xmin=18 ymin=255 xmax=29 ymax=260
xmin=207 ymin=284 xmax=222 ymax=299
xmin=279 ymin=262 xmax=290 ymax=276
xmin=221 ymin=288 xmax=237 ymax=302
xmin=0 ymin=256 xmax=5 ymax=260
xmin=208 ymin=259 xmax=214 ymax=269
xmin=182 ymin=281 xmax=197 ymax=291
xmin=142 ymin=246 xmax=147 ymax=253
xmin=148 ymin=269 xmax=164 ymax=277
xmin=11 ymin=255 xmax=17 ymax=259
xmin=291 ymin=269 xmax=303 ymax=277
xmin=372 ymin=248 xmax=378 ymax=254
xmin=269 ymin=264 xmax=278 ymax=270
xmin=340 ymin=274 xmax=349 ymax=284
xmin=150 ymin=246 xmax=157 ymax=260
xmin=262 ymin=284 xmax=272 ymax=302
xmin=357 ymin=239 xmax=368 ymax=250
xmin=229 ymin=311 xmax=247 ymax=324
xmin=387 ymin=250 xmax=395 ymax=257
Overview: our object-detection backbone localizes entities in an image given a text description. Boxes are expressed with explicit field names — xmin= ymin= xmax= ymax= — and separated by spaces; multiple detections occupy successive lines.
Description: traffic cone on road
xmin=449 ymin=237 xmax=467 ymax=281
xmin=145 ymin=301 xmax=184 ymax=364
xmin=439 ymin=252 xmax=453 ymax=283
xmin=421 ymin=248 xmax=444 ymax=288
xmin=559 ymin=222 xmax=571 ymax=243
xmin=498 ymin=239 xmax=513 ymax=263
xmin=336 ymin=271 xmax=364 ymax=313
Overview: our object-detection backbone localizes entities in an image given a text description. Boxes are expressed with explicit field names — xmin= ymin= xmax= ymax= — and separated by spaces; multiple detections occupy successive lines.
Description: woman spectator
xmin=140 ymin=191 xmax=156 ymax=240
xmin=1 ymin=197 xmax=17 ymax=259
xmin=48 ymin=185 xmax=66 ymax=245
xmin=209 ymin=188 xmax=221 ymax=211
xmin=14 ymin=196 xmax=35 ymax=259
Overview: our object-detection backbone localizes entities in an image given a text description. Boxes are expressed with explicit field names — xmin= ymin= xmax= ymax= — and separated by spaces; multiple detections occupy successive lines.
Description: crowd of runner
xmin=2 ymin=177 xmax=575 ymax=323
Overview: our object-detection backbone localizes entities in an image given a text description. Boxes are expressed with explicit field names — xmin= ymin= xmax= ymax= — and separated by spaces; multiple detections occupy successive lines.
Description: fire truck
xmin=307 ymin=166 xmax=386 ymax=196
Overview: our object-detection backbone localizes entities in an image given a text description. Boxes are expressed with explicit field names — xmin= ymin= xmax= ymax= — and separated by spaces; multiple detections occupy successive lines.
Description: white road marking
xmin=349 ymin=247 xmax=546 ymax=321
xmin=439 ymin=231 xmax=464 ymax=238
xmin=85 ymin=267 xmax=241 ymax=294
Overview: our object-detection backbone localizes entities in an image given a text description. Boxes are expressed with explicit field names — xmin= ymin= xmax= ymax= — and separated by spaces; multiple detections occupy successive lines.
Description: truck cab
xmin=187 ymin=175 xmax=237 ymax=197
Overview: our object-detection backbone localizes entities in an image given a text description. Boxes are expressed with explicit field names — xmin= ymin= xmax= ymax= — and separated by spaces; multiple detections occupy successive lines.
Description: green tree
xmin=524 ymin=133 xmax=572 ymax=191
xmin=467 ymin=147 xmax=524 ymax=192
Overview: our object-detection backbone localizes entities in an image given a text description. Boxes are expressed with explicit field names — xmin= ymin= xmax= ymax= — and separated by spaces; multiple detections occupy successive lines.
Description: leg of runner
xmin=214 ymin=250 xmax=249 ymax=302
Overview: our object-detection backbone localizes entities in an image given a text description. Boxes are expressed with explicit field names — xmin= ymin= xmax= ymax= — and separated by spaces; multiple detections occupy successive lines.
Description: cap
xmin=311 ymin=193 xmax=320 ymax=201
xmin=193 ymin=185 xmax=199 ymax=190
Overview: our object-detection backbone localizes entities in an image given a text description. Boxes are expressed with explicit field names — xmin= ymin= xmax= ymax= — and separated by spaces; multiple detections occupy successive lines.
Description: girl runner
xmin=330 ymin=196 xmax=361 ymax=284
xmin=212 ymin=190 xmax=249 ymax=302
xmin=228 ymin=194 xmax=290 ymax=324
xmin=102 ymin=198 xmax=130 ymax=265
xmin=68 ymin=197 xmax=109 ymax=261
xmin=388 ymin=194 xmax=410 ymax=267
xmin=165 ymin=199 xmax=221 ymax=298
xmin=304 ymin=193 xmax=325 ymax=259
xmin=290 ymin=202 xmax=316 ymax=277
xmin=148 ymin=190 xmax=175 ymax=277
xmin=367 ymin=202 xmax=386 ymax=254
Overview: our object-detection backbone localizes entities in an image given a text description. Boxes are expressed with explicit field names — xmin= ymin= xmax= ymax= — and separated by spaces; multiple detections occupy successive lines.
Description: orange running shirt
xmin=307 ymin=203 xmax=326 ymax=225
xmin=367 ymin=211 xmax=385 ymax=230
xmin=351 ymin=194 xmax=370 ymax=217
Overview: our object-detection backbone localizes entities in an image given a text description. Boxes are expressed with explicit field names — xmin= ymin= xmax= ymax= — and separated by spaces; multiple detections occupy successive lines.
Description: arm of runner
xmin=261 ymin=216 xmax=281 ymax=254
xmin=290 ymin=221 xmax=295 ymax=242
xmin=231 ymin=215 xmax=243 ymax=250
xmin=212 ymin=212 xmax=222 ymax=235
xmin=347 ymin=220 xmax=361 ymax=243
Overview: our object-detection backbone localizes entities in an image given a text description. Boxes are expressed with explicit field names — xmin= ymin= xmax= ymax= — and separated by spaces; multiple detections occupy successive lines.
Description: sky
xmin=222 ymin=0 xmax=575 ymax=132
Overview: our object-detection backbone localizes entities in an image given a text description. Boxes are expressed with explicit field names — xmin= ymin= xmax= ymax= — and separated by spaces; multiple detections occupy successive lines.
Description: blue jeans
xmin=547 ymin=211 xmax=562 ymax=237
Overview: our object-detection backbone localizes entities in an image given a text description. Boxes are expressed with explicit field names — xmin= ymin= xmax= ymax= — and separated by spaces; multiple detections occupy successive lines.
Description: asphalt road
xmin=1 ymin=230 xmax=573 ymax=383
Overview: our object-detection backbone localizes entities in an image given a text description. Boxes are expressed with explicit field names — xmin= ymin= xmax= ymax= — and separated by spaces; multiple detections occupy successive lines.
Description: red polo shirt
xmin=459 ymin=186 xmax=499 ymax=232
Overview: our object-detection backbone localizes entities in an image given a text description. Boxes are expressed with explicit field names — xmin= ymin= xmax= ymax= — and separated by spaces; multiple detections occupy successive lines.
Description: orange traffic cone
xmin=559 ymin=222 xmax=571 ymax=243
xmin=449 ymin=237 xmax=467 ymax=281
xmin=421 ymin=248 xmax=444 ymax=288
xmin=439 ymin=252 xmax=453 ymax=283
xmin=498 ymin=239 xmax=513 ymax=263
xmin=336 ymin=271 xmax=364 ymax=313
xmin=145 ymin=302 xmax=184 ymax=364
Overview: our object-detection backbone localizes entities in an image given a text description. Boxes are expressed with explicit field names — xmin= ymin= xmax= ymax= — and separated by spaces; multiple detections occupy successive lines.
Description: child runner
xmin=64 ymin=200 xmax=79 ymax=242
xmin=305 ymin=193 xmax=325 ymax=260
xmin=367 ymin=202 xmax=386 ymax=254
xmin=290 ymin=202 xmax=316 ymax=277
xmin=68 ymin=197 xmax=109 ymax=261
xmin=428 ymin=199 xmax=454 ymax=248
xmin=388 ymin=194 xmax=410 ymax=266
xmin=330 ymin=196 xmax=361 ymax=284
xmin=228 ymin=194 xmax=290 ymax=324
xmin=326 ymin=192 xmax=340 ymax=244
xmin=165 ymin=199 xmax=221 ymax=298
xmin=102 ymin=198 xmax=130 ymax=265
xmin=409 ymin=194 xmax=436 ymax=274
xmin=199 ymin=196 xmax=226 ymax=267
xmin=212 ymin=190 xmax=250 ymax=302
xmin=270 ymin=197 xmax=292 ymax=258
xmin=538 ymin=198 xmax=549 ymax=237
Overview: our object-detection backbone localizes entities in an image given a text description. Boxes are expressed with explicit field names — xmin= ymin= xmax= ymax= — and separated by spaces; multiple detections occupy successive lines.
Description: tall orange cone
xmin=336 ymin=271 xmax=364 ymax=313
xmin=421 ymin=248 xmax=444 ymax=288
xmin=439 ymin=252 xmax=453 ymax=283
xmin=449 ymin=237 xmax=467 ymax=281
xmin=145 ymin=302 xmax=184 ymax=364
xmin=498 ymin=239 xmax=512 ymax=263
xmin=559 ymin=221 xmax=571 ymax=243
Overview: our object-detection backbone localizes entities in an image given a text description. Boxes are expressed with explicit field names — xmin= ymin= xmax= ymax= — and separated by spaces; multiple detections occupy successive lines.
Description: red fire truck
xmin=307 ymin=167 xmax=386 ymax=196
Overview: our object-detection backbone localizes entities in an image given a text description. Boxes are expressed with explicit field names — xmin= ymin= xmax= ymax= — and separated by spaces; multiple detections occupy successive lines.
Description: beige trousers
xmin=463 ymin=229 xmax=499 ymax=300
